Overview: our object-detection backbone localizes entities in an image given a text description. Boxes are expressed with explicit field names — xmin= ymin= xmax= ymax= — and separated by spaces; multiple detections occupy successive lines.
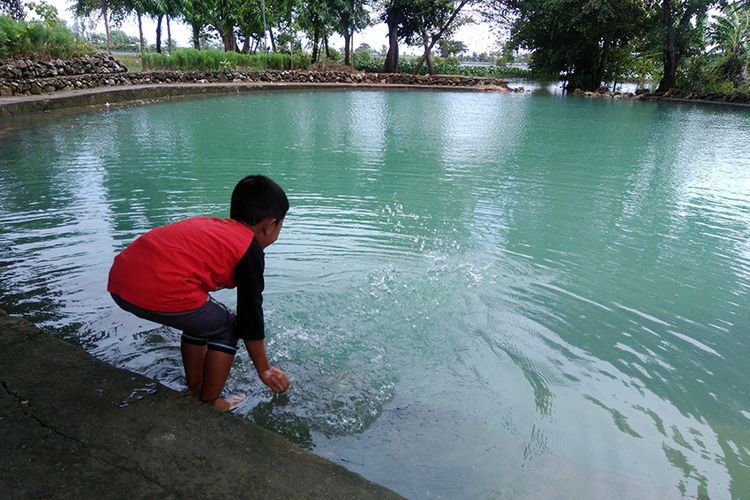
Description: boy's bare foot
xmin=183 ymin=389 xmax=200 ymax=399
xmin=211 ymin=394 xmax=247 ymax=412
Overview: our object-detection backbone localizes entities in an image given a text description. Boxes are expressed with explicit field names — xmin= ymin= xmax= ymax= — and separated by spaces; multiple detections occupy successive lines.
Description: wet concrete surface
xmin=0 ymin=310 xmax=402 ymax=499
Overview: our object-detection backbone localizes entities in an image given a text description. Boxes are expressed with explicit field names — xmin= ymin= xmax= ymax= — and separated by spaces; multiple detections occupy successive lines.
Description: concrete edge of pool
xmin=0 ymin=309 xmax=403 ymax=499
xmin=0 ymin=81 xmax=516 ymax=119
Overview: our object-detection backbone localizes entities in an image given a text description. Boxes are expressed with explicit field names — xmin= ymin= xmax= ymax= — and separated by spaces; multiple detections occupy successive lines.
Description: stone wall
xmin=0 ymin=53 xmax=516 ymax=97
xmin=0 ymin=53 xmax=127 ymax=81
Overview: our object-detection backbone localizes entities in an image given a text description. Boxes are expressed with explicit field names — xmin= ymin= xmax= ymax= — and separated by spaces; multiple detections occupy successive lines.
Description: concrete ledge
xmin=0 ymin=310 xmax=401 ymax=499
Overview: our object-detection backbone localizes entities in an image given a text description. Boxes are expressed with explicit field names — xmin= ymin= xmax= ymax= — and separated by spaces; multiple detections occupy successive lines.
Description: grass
xmin=141 ymin=49 xmax=311 ymax=72
xmin=113 ymin=53 xmax=143 ymax=72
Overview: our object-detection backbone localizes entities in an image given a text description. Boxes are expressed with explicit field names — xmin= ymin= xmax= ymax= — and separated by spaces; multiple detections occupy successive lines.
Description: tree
xmin=404 ymin=0 xmax=472 ymax=74
xmin=298 ymin=0 xmax=333 ymax=61
xmin=505 ymin=0 xmax=648 ymax=91
xmin=438 ymin=38 xmax=467 ymax=57
xmin=27 ymin=1 xmax=62 ymax=26
xmin=328 ymin=0 xmax=370 ymax=65
xmin=708 ymin=3 xmax=750 ymax=85
xmin=382 ymin=0 xmax=410 ymax=72
xmin=73 ymin=0 xmax=127 ymax=54
xmin=237 ymin=0 xmax=266 ymax=53
xmin=179 ymin=0 xmax=211 ymax=49
xmin=122 ymin=0 xmax=153 ymax=54
xmin=202 ymin=0 xmax=242 ymax=51
xmin=655 ymin=0 xmax=720 ymax=91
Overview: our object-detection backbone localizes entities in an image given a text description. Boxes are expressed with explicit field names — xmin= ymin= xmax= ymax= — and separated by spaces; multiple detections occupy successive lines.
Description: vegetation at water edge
xmin=0 ymin=0 xmax=747 ymax=97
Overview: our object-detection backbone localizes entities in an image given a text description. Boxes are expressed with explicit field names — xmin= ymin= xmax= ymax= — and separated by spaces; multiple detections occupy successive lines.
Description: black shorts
xmin=111 ymin=293 xmax=239 ymax=354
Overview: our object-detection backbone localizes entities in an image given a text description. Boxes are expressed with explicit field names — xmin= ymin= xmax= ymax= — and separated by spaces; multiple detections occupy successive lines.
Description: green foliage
xmin=438 ymin=38 xmax=467 ymax=57
xmin=26 ymin=1 xmax=61 ymax=27
xmin=324 ymin=46 xmax=342 ymax=62
xmin=707 ymin=4 xmax=750 ymax=85
xmin=678 ymin=50 xmax=750 ymax=95
xmin=354 ymin=55 xmax=532 ymax=78
xmin=509 ymin=0 xmax=648 ymax=90
xmin=0 ymin=14 xmax=93 ymax=60
xmin=141 ymin=48 xmax=311 ymax=71
xmin=352 ymin=44 xmax=373 ymax=66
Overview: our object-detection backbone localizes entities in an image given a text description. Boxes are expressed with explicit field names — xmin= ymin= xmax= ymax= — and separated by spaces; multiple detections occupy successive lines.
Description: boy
xmin=108 ymin=175 xmax=290 ymax=411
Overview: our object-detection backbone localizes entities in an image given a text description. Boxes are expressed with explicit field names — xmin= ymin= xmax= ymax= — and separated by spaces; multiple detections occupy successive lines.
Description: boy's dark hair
xmin=231 ymin=175 xmax=289 ymax=225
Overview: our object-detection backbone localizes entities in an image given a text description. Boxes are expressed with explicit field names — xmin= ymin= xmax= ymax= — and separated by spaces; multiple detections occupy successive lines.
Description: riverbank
xmin=0 ymin=309 xmax=401 ymax=498
xmin=572 ymin=86 xmax=750 ymax=107
xmin=0 ymin=54 xmax=517 ymax=101
xmin=0 ymin=80 xmax=516 ymax=121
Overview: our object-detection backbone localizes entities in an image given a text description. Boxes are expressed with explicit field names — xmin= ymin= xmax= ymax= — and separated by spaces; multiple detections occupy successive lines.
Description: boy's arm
xmin=244 ymin=339 xmax=289 ymax=393
xmin=234 ymin=239 xmax=289 ymax=394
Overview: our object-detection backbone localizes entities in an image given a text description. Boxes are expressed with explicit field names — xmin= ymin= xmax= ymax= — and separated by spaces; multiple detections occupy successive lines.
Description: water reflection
xmin=1 ymin=90 xmax=749 ymax=498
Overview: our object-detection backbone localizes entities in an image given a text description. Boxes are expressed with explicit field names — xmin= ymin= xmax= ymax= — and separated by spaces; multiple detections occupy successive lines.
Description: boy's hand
xmin=259 ymin=366 xmax=289 ymax=393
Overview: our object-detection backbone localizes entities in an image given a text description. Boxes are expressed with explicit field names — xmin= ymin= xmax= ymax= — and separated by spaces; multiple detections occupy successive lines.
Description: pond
xmin=1 ymin=89 xmax=749 ymax=499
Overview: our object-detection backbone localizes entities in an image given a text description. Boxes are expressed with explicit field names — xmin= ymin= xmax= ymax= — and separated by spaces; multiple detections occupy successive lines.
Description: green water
xmin=1 ymin=90 xmax=749 ymax=499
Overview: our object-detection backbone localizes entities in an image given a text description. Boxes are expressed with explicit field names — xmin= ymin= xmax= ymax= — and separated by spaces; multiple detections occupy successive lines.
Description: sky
xmin=38 ymin=0 xmax=503 ymax=55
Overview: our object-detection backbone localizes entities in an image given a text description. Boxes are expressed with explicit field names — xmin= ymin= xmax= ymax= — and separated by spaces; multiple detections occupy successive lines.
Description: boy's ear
xmin=259 ymin=217 xmax=277 ymax=234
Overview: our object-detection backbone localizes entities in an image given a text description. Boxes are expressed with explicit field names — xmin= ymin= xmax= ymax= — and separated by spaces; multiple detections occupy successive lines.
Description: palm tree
xmin=709 ymin=3 xmax=750 ymax=84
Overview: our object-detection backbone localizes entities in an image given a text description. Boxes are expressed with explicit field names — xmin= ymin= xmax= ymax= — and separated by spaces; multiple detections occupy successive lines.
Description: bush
xmin=354 ymin=55 xmax=533 ymax=79
xmin=141 ymin=48 xmax=312 ymax=72
xmin=677 ymin=53 xmax=750 ymax=97
xmin=0 ymin=15 xmax=92 ymax=60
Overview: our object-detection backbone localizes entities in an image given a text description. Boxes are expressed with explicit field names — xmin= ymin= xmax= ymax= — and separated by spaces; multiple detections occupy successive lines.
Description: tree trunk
xmin=657 ymin=0 xmax=676 ymax=91
xmin=217 ymin=25 xmax=237 ymax=52
xmin=312 ymin=27 xmax=320 ymax=62
xmin=156 ymin=15 xmax=163 ymax=54
xmin=166 ymin=16 xmax=172 ymax=53
xmin=594 ymin=39 xmax=610 ymax=89
xmin=384 ymin=9 xmax=401 ymax=73
xmin=137 ymin=12 xmax=145 ymax=55
xmin=344 ymin=31 xmax=351 ymax=65
xmin=324 ymin=34 xmax=330 ymax=59
xmin=417 ymin=28 xmax=435 ymax=75
xmin=102 ymin=3 xmax=112 ymax=54
xmin=657 ymin=0 xmax=697 ymax=92
xmin=268 ymin=27 xmax=276 ymax=52
xmin=659 ymin=31 xmax=679 ymax=91
xmin=192 ymin=22 xmax=201 ymax=49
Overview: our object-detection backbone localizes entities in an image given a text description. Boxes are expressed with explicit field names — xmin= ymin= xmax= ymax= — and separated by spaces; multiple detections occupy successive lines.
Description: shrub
xmin=0 ymin=15 xmax=92 ymax=60
xmin=140 ymin=48 xmax=312 ymax=72
xmin=353 ymin=55 xmax=533 ymax=79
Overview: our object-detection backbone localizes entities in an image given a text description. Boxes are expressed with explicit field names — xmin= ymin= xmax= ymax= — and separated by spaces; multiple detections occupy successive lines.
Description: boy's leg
xmin=110 ymin=294 xmax=243 ymax=409
xmin=180 ymin=340 xmax=207 ymax=398
xmin=200 ymin=349 xmax=242 ymax=410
